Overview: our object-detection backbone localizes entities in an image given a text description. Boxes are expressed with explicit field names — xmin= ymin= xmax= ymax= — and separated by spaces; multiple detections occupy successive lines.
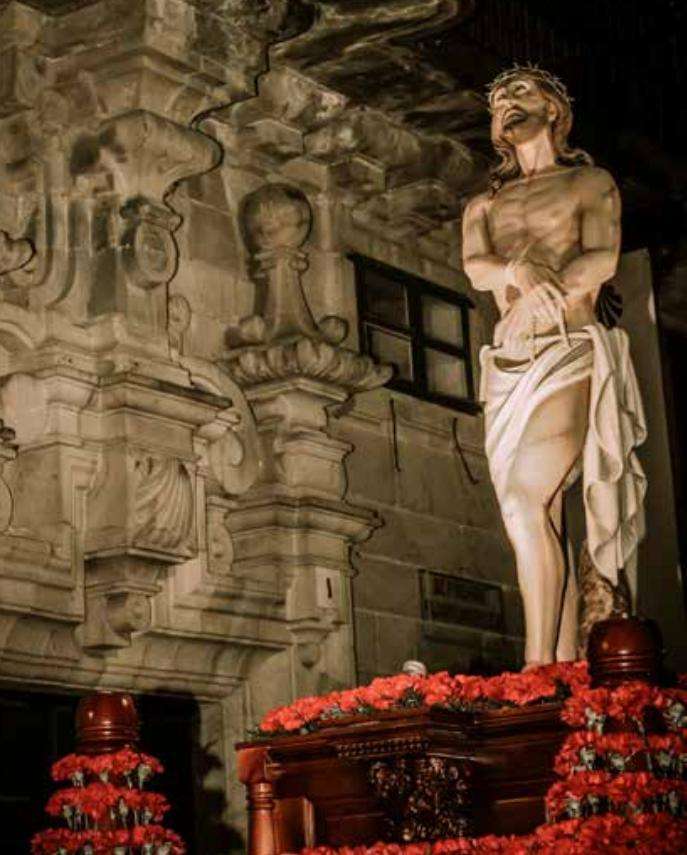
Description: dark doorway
xmin=0 ymin=687 xmax=199 ymax=855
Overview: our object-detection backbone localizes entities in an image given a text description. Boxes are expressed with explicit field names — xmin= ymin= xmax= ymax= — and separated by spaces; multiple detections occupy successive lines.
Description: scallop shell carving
xmin=132 ymin=456 xmax=194 ymax=553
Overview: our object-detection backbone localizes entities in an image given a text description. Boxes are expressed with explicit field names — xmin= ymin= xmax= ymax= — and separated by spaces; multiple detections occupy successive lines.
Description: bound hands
xmin=495 ymin=252 xmax=569 ymax=347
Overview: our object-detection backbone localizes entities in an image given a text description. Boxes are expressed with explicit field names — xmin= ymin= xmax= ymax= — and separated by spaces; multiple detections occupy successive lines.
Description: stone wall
xmin=323 ymin=249 xmax=525 ymax=681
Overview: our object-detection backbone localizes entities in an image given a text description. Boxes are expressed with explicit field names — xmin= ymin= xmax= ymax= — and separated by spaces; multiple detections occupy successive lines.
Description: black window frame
xmin=351 ymin=253 xmax=480 ymax=415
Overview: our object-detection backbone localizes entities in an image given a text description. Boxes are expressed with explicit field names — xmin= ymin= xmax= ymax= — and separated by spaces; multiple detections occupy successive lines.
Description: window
xmin=351 ymin=254 xmax=478 ymax=413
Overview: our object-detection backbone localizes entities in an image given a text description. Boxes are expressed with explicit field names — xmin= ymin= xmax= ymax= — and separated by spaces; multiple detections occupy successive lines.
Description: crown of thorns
xmin=487 ymin=65 xmax=572 ymax=107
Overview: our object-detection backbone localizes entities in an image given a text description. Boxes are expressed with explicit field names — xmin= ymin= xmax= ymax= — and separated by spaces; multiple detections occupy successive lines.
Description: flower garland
xmin=301 ymin=813 xmax=687 ymax=854
xmin=32 ymin=748 xmax=185 ymax=855
xmin=31 ymin=826 xmax=185 ymax=855
xmin=560 ymin=685 xmax=687 ymax=734
xmin=545 ymin=771 xmax=687 ymax=820
xmin=46 ymin=784 xmax=169 ymax=826
xmin=52 ymin=751 xmax=164 ymax=786
xmin=554 ymin=731 xmax=687 ymax=777
xmin=258 ymin=661 xmax=589 ymax=736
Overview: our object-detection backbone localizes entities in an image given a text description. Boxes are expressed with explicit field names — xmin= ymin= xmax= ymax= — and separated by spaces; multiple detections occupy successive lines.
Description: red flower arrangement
xmin=282 ymin=662 xmax=687 ymax=854
xmin=301 ymin=813 xmax=687 ymax=854
xmin=545 ymin=771 xmax=687 ymax=820
xmin=31 ymin=825 xmax=185 ymax=855
xmin=45 ymin=784 xmax=169 ymax=825
xmin=554 ymin=731 xmax=687 ymax=778
xmin=32 ymin=744 xmax=185 ymax=854
xmin=258 ymin=661 xmax=590 ymax=736
xmin=561 ymin=683 xmax=687 ymax=733
xmin=52 ymin=750 xmax=164 ymax=785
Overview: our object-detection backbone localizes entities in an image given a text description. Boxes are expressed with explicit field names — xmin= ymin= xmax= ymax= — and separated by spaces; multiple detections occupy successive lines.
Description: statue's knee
xmin=500 ymin=490 xmax=545 ymax=528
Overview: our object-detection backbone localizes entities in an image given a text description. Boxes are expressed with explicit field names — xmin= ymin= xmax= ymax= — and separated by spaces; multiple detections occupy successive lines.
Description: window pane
xmin=422 ymin=296 xmax=463 ymax=346
xmin=362 ymin=271 xmax=408 ymax=327
xmin=425 ymin=348 xmax=468 ymax=398
xmin=368 ymin=327 xmax=413 ymax=381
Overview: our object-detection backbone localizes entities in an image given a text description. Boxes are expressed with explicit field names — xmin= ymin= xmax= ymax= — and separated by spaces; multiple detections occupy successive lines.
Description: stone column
xmin=226 ymin=183 xmax=392 ymax=699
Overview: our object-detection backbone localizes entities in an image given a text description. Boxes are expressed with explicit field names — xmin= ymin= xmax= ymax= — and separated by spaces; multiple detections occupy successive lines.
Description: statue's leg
xmin=497 ymin=378 xmax=590 ymax=666
xmin=548 ymin=490 xmax=580 ymax=662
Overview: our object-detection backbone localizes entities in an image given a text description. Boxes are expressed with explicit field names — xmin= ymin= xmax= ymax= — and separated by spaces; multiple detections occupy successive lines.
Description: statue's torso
xmin=485 ymin=166 xmax=600 ymax=330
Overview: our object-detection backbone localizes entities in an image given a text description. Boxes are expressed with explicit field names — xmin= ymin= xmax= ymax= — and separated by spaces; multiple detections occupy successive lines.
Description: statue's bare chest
xmin=486 ymin=174 xmax=580 ymax=257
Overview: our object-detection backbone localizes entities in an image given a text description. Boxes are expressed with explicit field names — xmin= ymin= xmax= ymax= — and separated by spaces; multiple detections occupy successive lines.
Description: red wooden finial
xmin=75 ymin=691 xmax=140 ymax=755
xmin=587 ymin=616 xmax=664 ymax=687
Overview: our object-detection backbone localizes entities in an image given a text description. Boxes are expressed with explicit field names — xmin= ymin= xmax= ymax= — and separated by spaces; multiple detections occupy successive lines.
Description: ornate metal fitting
xmin=368 ymin=755 xmax=474 ymax=843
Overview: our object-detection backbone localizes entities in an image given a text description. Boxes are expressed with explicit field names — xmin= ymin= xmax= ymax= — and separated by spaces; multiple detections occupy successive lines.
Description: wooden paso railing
xmin=236 ymin=702 xmax=567 ymax=855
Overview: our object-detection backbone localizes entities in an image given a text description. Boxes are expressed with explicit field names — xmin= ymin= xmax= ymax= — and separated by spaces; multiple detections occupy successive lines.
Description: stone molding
xmin=228 ymin=338 xmax=392 ymax=393
xmin=0 ymin=0 xmax=279 ymax=334
xmin=219 ymin=66 xmax=484 ymax=247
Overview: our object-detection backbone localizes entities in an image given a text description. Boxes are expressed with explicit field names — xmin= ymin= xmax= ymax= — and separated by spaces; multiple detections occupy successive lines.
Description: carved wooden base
xmin=237 ymin=704 xmax=567 ymax=853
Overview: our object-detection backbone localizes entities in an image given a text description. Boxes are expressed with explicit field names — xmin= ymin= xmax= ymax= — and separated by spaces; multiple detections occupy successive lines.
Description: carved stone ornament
xmin=0 ymin=231 xmax=34 ymax=277
xmin=206 ymin=502 xmax=234 ymax=577
xmin=228 ymin=336 xmax=392 ymax=392
xmin=131 ymin=455 xmax=195 ymax=555
xmin=121 ymin=199 xmax=179 ymax=291
xmin=0 ymin=419 xmax=17 ymax=533
xmin=168 ymin=293 xmax=192 ymax=354
xmin=368 ymin=755 xmax=473 ymax=842
xmin=238 ymin=183 xmax=319 ymax=342
xmin=228 ymin=183 xmax=393 ymax=391
xmin=81 ymin=554 xmax=163 ymax=654
xmin=105 ymin=591 xmax=152 ymax=637
xmin=236 ymin=183 xmax=351 ymax=346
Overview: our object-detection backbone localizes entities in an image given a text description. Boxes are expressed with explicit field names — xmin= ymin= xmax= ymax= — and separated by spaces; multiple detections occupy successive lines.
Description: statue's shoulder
xmin=464 ymin=189 xmax=492 ymax=219
xmin=571 ymin=164 xmax=619 ymax=197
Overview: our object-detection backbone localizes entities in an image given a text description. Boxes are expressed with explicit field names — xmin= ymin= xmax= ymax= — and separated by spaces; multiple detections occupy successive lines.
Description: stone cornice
xmin=217 ymin=65 xmax=486 ymax=246
xmin=270 ymin=0 xmax=488 ymax=147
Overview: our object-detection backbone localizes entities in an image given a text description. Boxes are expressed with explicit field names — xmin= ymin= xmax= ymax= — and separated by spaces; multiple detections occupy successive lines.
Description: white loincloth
xmin=480 ymin=323 xmax=647 ymax=586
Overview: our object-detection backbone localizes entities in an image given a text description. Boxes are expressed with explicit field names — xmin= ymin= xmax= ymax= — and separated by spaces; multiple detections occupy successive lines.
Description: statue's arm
xmin=462 ymin=195 xmax=509 ymax=293
xmin=560 ymin=168 xmax=621 ymax=303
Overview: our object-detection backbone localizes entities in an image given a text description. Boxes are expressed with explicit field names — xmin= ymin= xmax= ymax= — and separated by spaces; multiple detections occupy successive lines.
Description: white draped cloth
xmin=480 ymin=324 xmax=647 ymax=585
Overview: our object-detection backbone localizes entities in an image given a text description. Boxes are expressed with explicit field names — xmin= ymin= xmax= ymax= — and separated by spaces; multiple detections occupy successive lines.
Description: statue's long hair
xmin=488 ymin=67 xmax=593 ymax=196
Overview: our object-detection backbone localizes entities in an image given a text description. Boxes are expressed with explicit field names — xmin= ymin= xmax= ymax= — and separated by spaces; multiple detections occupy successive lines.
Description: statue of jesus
xmin=462 ymin=67 xmax=647 ymax=668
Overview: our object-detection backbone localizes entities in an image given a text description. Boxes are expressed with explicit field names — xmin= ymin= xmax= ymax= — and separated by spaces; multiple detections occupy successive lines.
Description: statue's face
xmin=490 ymin=76 xmax=556 ymax=146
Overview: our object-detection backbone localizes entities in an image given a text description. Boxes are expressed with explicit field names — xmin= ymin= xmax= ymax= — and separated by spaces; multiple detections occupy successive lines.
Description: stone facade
xmin=0 ymin=2 xmax=682 ymax=851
